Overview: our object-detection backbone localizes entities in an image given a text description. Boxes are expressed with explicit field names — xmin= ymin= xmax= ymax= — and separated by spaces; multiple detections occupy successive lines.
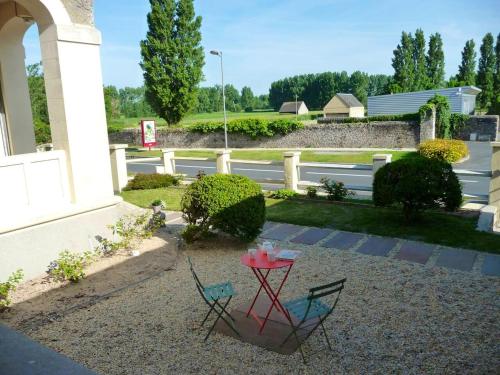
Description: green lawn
xmin=109 ymin=110 xmax=321 ymax=130
xmin=121 ymin=187 xmax=499 ymax=254
xmin=127 ymin=148 xmax=416 ymax=164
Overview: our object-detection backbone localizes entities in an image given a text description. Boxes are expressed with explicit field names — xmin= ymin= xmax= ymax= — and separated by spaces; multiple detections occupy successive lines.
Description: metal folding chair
xmin=187 ymin=257 xmax=240 ymax=341
xmin=281 ymin=278 xmax=346 ymax=363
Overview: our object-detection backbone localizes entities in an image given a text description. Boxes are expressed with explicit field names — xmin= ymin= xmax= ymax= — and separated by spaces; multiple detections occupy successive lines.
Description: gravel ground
xmin=12 ymin=232 xmax=500 ymax=374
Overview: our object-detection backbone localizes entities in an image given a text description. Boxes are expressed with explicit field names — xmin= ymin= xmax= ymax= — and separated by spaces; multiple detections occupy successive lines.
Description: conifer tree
xmin=413 ymin=29 xmax=427 ymax=90
xmin=477 ymin=33 xmax=496 ymax=108
xmin=391 ymin=31 xmax=415 ymax=92
xmin=140 ymin=0 xmax=204 ymax=124
xmin=494 ymin=33 xmax=500 ymax=98
xmin=426 ymin=33 xmax=445 ymax=88
xmin=456 ymin=39 xmax=476 ymax=86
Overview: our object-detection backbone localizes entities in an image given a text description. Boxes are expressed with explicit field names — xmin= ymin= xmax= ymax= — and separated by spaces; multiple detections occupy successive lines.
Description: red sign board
xmin=140 ymin=120 xmax=157 ymax=147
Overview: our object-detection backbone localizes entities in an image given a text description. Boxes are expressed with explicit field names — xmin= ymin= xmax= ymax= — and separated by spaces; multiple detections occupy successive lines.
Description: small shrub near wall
xmin=418 ymin=139 xmax=469 ymax=163
xmin=0 ymin=270 xmax=23 ymax=311
xmin=124 ymin=173 xmax=180 ymax=190
xmin=181 ymin=174 xmax=265 ymax=242
xmin=373 ymin=157 xmax=462 ymax=222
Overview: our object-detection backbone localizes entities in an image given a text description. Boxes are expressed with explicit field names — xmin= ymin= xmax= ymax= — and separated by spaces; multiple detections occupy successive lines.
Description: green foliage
xmin=181 ymin=224 xmax=201 ymax=244
xmin=373 ymin=157 xmax=462 ymax=222
xmin=181 ymin=174 xmax=265 ymax=242
xmin=306 ymin=186 xmax=318 ymax=199
xmin=391 ymin=31 xmax=415 ymax=92
xmin=124 ymin=173 xmax=180 ymax=191
xmin=240 ymin=86 xmax=255 ymax=112
xmin=268 ymin=71 xmax=390 ymax=110
xmin=108 ymin=214 xmax=158 ymax=250
xmin=26 ymin=63 xmax=49 ymax=124
xmin=320 ymin=178 xmax=352 ymax=201
xmin=118 ymin=86 xmax=156 ymax=118
xmin=495 ymin=33 xmax=500 ymax=98
xmin=0 ymin=269 xmax=23 ymax=311
xmin=426 ymin=33 xmax=445 ymax=89
xmin=425 ymin=94 xmax=451 ymax=138
xmin=104 ymin=85 xmax=121 ymax=121
xmin=151 ymin=199 xmax=166 ymax=207
xmin=450 ymin=113 xmax=470 ymax=137
xmin=320 ymin=113 xmax=419 ymax=124
xmin=477 ymin=33 xmax=496 ymax=109
xmin=271 ymin=189 xmax=297 ymax=199
xmin=413 ymin=29 xmax=428 ymax=90
xmin=47 ymin=250 xmax=95 ymax=283
xmin=140 ymin=0 xmax=204 ymax=124
xmin=418 ymin=139 xmax=469 ymax=163
xmin=188 ymin=118 xmax=303 ymax=138
xmin=487 ymin=97 xmax=500 ymax=115
xmin=34 ymin=119 xmax=52 ymax=145
xmin=456 ymin=39 xmax=477 ymax=86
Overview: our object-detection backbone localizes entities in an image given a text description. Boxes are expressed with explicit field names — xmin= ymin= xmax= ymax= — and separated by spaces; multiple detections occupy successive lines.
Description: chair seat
xmin=203 ymin=281 xmax=236 ymax=302
xmin=284 ymin=296 xmax=330 ymax=321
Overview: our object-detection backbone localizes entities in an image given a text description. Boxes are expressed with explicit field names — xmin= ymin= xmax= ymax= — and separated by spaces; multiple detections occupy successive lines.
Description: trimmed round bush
xmin=124 ymin=173 xmax=180 ymax=191
xmin=181 ymin=174 xmax=265 ymax=242
xmin=373 ymin=157 xmax=462 ymax=222
xmin=418 ymin=139 xmax=469 ymax=163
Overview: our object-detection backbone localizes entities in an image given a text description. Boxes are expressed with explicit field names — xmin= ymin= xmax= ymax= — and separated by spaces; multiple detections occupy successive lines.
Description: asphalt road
xmin=127 ymin=142 xmax=491 ymax=200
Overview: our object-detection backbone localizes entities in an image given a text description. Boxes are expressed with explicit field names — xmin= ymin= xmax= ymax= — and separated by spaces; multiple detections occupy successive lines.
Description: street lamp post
xmin=210 ymin=50 xmax=228 ymax=149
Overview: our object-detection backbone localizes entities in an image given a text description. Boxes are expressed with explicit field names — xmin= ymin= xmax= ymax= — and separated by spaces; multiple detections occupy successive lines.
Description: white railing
xmin=0 ymin=150 xmax=70 ymax=211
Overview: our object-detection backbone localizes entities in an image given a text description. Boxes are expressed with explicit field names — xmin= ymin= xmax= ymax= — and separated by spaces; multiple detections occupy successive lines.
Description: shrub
xmin=151 ymin=199 xmax=166 ymax=208
xmin=373 ymin=157 xmax=462 ymax=222
xmin=47 ymin=250 xmax=95 ymax=283
xmin=320 ymin=178 xmax=352 ymax=201
xmin=108 ymin=213 xmax=158 ymax=250
xmin=418 ymin=139 xmax=469 ymax=163
xmin=188 ymin=118 xmax=303 ymax=139
xmin=34 ymin=119 xmax=52 ymax=144
xmin=419 ymin=94 xmax=451 ymax=138
xmin=124 ymin=173 xmax=180 ymax=190
xmin=271 ymin=189 xmax=297 ymax=199
xmin=181 ymin=174 xmax=265 ymax=242
xmin=0 ymin=269 xmax=23 ymax=311
xmin=450 ymin=113 xmax=470 ymax=138
xmin=306 ymin=186 xmax=318 ymax=198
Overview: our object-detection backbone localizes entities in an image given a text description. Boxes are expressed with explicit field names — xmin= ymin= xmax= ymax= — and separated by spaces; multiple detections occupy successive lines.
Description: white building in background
xmin=279 ymin=101 xmax=309 ymax=115
xmin=0 ymin=0 xmax=123 ymax=280
xmin=323 ymin=93 xmax=365 ymax=118
xmin=367 ymin=86 xmax=481 ymax=116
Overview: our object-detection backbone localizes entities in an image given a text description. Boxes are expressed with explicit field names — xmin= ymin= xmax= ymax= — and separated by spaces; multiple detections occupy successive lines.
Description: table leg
xmin=246 ymin=268 xmax=270 ymax=317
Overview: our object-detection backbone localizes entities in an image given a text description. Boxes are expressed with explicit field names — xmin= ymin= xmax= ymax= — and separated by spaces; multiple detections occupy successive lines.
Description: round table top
xmin=241 ymin=251 xmax=293 ymax=270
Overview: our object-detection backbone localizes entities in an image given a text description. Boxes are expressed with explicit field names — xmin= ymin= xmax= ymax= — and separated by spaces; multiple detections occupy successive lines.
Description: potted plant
xmin=151 ymin=199 xmax=166 ymax=214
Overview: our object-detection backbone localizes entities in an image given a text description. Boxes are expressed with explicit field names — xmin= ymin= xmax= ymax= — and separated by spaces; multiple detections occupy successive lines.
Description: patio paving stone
xmin=290 ymin=228 xmax=333 ymax=245
xmin=394 ymin=241 xmax=436 ymax=264
xmin=356 ymin=237 xmax=398 ymax=257
xmin=261 ymin=224 xmax=304 ymax=241
xmin=262 ymin=221 xmax=279 ymax=232
xmin=481 ymin=255 xmax=500 ymax=276
xmin=322 ymin=231 xmax=364 ymax=250
xmin=435 ymin=247 xmax=477 ymax=272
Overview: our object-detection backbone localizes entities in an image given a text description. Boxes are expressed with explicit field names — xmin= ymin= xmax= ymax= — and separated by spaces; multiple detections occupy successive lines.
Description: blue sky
xmin=24 ymin=0 xmax=500 ymax=94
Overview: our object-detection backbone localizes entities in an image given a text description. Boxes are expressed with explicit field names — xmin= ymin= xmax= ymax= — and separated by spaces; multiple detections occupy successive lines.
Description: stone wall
xmin=109 ymin=121 xmax=420 ymax=149
xmin=454 ymin=115 xmax=499 ymax=141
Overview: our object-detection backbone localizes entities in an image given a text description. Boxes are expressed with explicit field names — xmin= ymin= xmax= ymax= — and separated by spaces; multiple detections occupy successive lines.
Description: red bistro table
xmin=241 ymin=251 xmax=294 ymax=333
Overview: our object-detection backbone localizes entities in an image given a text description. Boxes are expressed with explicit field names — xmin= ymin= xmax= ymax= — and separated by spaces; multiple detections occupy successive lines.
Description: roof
xmin=368 ymin=86 xmax=481 ymax=99
xmin=279 ymin=101 xmax=307 ymax=113
xmin=335 ymin=93 xmax=364 ymax=108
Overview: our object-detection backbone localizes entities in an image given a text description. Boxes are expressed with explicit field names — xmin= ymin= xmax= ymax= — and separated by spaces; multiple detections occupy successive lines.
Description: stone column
xmin=372 ymin=154 xmax=392 ymax=175
xmin=109 ymin=144 xmax=128 ymax=193
xmin=419 ymin=107 xmax=435 ymax=143
xmin=161 ymin=149 xmax=175 ymax=175
xmin=216 ymin=150 xmax=231 ymax=174
xmin=284 ymin=151 xmax=301 ymax=192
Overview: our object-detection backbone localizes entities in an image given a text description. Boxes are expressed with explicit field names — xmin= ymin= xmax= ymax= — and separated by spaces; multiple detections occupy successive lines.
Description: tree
xmin=140 ymin=0 xmax=204 ymax=124
xmin=391 ymin=31 xmax=415 ymax=92
xmin=223 ymin=84 xmax=241 ymax=112
xmin=413 ymin=29 xmax=427 ymax=90
xmin=350 ymin=71 xmax=369 ymax=105
xmin=477 ymin=33 xmax=496 ymax=109
xmin=456 ymin=39 xmax=476 ymax=86
xmin=426 ymin=33 xmax=445 ymax=89
xmin=26 ymin=63 xmax=49 ymax=124
xmin=240 ymin=86 xmax=254 ymax=111
xmin=103 ymin=85 xmax=120 ymax=121
xmin=494 ymin=33 xmax=500 ymax=99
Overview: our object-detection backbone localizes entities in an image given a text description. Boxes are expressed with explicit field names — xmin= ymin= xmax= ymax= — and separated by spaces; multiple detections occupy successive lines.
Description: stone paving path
xmin=164 ymin=212 xmax=500 ymax=277
xmin=258 ymin=221 xmax=500 ymax=277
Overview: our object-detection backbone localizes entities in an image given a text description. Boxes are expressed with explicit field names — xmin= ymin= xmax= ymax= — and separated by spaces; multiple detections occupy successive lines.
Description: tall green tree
xmin=494 ymin=33 xmax=500 ymax=98
xmin=103 ymin=85 xmax=120 ymax=121
xmin=391 ymin=31 xmax=415 ymax=92
xmin=224 ymin=84 xmax=241 ymax=112
xmin=426 ymin=33 xmax=445 ymax=89
xmin=350 ymin=71 xmax=369 ymax=105
xmin=26 ymin=63 xmax=49 ymax=124
xmin=413 ymin=29 xmax=427 ymax=90
xmin=456 ymin=39 xmax=477 ymax=86
xmin=140 ymin=0 xmax=204 ymax=124
xmin=477 ymin=33 xmax=496 ymax=108
xmin=240 ymin=86 xmax=254 ymax=111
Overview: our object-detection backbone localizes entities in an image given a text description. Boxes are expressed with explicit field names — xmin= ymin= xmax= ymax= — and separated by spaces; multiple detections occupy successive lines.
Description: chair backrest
xmin=187 ymin=256 xmax=205 ymax=292
xmin=302 ymin=278 xmax=346 ymax=321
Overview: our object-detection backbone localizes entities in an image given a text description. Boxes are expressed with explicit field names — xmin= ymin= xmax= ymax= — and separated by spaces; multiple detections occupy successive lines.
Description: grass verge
xmin=120 ymin=187 xmax=499 ymax=254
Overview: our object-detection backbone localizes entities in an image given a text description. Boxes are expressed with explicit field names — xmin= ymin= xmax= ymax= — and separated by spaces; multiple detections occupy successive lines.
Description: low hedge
xmin=188 ymin=118 xmax=303 ymax=139
xmin=318 ymin=113 xmax=419 ymax=124
xmin=181 ymin=174 xmax=265 ymax=242
xmin=124 ymin=173 xmax=180 ymax=191
xmin=418 ymin=139 xmax=469 ymax=163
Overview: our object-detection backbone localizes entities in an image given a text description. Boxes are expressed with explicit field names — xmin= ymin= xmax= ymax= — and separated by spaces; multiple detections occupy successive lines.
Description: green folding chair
xmin=187 ymin=257 xmax=240 ymax=341
xmin=281 ymin=278 xmax=346 ymax=363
